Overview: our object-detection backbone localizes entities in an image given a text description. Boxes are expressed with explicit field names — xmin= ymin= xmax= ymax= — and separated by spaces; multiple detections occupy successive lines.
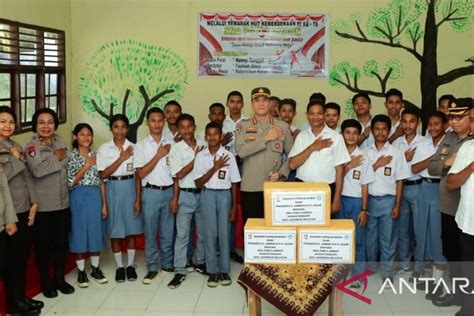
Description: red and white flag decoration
xmin=198 ymin=13 xmax=328 ymax=78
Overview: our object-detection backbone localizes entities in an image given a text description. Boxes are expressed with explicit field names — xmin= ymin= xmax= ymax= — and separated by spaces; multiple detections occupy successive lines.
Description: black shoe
xmin=91 ymin=266 xmax=108 ymax=284
xmin=349 ymin=280 xmax=362 ymax=289
xmin=161 ymin=267 xmax=174 ymax=273
xmin=42 ymin=288 xmax=58 ymax=298
xmin=57 ymin=281 xmax=75 ymax=295
xmin=77 ymin=270 xmax=89 ymax=288
xmin=194 ymin=263 xmax=207 ymax=275
xmin=115 ymin=267 xmax=126 ymax=283
xmin=9 ymin=297 xmax=41 ymax=314
xmin=22 ymin=296 xmax=45 ymax=309
xmin=230 ymin=251 xmax=244 ymax=264
xmin=143 ymin=271 xmax=158 ymax=284
xmin=207 ymin=274 xmax=219 ymax=287
xmin=433 ymin=294 xmax=462 ymax=307
xmin=218 ymin=273 xmax=232 ymax=286
xmin=394 ymin=266 xmax=413 ymax=274
xmin=167 ymin=274 xmax=186 ymax=289
xmin=126 ymin=266 xmax=137 ymax=281
xmin=455 ymin=307 xmax=474 ymax=316
xmin=186 ymin=259 xmax=194 ymax=272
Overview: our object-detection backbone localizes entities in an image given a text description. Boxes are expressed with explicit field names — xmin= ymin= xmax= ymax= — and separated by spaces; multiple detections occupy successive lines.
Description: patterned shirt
xmin=67 ymin=148 xmax=102 ymax=188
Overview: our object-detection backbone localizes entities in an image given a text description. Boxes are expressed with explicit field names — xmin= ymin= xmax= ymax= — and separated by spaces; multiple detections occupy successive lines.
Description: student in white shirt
xmin=97 ymin=114 xmax=142 ymax=283
xmin=352 ymin=93 xmax=374 ymax=149
xmin=167 ymin=114 xmax=206 ymax=289
xmin=324 ymin=102 xmax=341 ymax=133
xmin=446 ymin=106 xmax=474 ymax=316
xmin=279 ymin=98 xmax=299 ymax=138
xmin=288 ymin=100 xmax=351 ymax=213
xmin=337 ymin=119 xmax=376 ymax=288
xmin=194 ymin=122 xmax=241 ymax=288
xmin=363 ymin=114 xmax=410 ymax=284
xmin=163 ymin=100 xmax=182 ymax=143
xmin=224 ymin=91 xmax=248 ymax=157
xmin=410 ymin=111 xmax=448 ymax=299
xmin=134 ymin=108 xmax=178 ymax=284
xmin=392 ymin=107 xmax=425 ymax=273
xmin=385 ymin=88 xmax=405 ymax=143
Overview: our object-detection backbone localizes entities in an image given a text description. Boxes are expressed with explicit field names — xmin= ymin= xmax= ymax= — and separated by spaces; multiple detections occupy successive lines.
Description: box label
xmin=245 ymin=230 xmax=296 ymax=263
xmin=272 ymin=191 xmax=326 ymax=225
xmin=299 ymin=230 xmax=353 ymax=263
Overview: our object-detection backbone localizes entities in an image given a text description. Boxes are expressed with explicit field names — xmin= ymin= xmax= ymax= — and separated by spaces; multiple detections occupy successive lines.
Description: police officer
xmin=236 ymin=87 xmax=294 ymax=223
xmin=428 ymin=98 xmax=473 ymax=307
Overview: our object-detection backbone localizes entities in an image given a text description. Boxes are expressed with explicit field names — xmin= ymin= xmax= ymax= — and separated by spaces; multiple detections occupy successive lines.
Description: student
xmin=352 ymin=93 xmax=374 ymax=149
xmin=97 ymin=114 xmax=143 ymax=283
xmin=134 ymin=108 xmax=178 ymax=284
xmin=288 ymin=99 xmax=350 ymax=212
xmin=437 ymin=94 xmax=455 ymax=115
xmin=363 ymin=114 xmax=410 ymax=285
xmin=269 ymin=96 xmax=281 ymax=118
xmin=196 ymin=103 xmax=232 ymax=148
xmin=324 ymin=102 xmax=341 ymax=133
xmin=385 ymin=88 xmax=405 ymax=143
xmin=168 ymin=114 xmax=206 ymax=289
xmin=67 ymin=123 xmax=108 ymax=288
xmin=223 ymin=90 xmax=248 ymax=157
xmin=25 ymin=108 xmax=74 ymax=298
xmin=410 ymin=111 xmax=448 ymax=300
xmin=0 ymin=106 xmax=43 ymax=314
xmin=279 ymin=98 xmax=299 ymax=137
xmin=392 ymin=107 xmax=425 ymax=273
xmin=300 ymin=92 xmax=327 ymax=131
xmin=163 ymin=100 xmax=183 ymax=143
xmin=338 ymin=119 xmax=375 ymax=288
xmin=194 ymin=121 xmax=241 ymax=287
xmin=236 ymin=87 xmax=293 ymax=223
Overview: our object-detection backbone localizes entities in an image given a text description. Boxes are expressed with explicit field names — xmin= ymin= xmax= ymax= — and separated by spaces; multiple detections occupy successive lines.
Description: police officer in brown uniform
xmin=25 ymin=108 xmax=74 ymax=298
xmin=236 ymin=87 xmax=294 ymax=223
xmin=428 ymin=98 xmax=473 ymax=307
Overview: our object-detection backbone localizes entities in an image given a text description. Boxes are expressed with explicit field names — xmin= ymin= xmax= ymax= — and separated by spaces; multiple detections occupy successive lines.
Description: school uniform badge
xmin=127 ymin=163 xmax=133 ymax=172
xmin=384 ymin=167 xmax=392 ymax=176
xmin=218 ymin=170 xmax=226 ymax=179
xmin=352 ymin=170 xmax=361 ymax=180
xmin=26 ymin=145 xmax=36 ymax=158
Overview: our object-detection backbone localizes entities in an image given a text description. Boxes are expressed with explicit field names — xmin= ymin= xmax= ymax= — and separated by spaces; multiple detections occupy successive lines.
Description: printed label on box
xmin=245 ymin=230 xmax=296 ymax=263
xmin=299 ymin=230 xmax=353 ymax=263
xmin=272 ymin=191 xmax=326 ymax=225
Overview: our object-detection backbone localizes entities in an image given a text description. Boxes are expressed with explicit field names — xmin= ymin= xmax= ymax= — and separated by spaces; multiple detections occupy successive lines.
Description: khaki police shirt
xmin=0 ymin=140 xmax=37 ymax=214
xmin=236 ymin=116 xmax=294 ymax=192
xmin=25 ymin=134 xmax=69 ymax=212
xmin=428 ymin=131 xmax=473 ymax=216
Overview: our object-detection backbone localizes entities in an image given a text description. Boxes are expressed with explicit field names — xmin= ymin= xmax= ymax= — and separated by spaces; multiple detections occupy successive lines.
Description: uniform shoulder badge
xmin=26 ymin=145 xmax=36 ymax=158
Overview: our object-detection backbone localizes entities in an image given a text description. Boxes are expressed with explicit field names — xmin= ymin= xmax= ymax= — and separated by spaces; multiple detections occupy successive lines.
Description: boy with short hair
xmin=224 ymin=91 xmax=248 ymax=157
xmin=269 ymin=96 xmax=281 ymax=118
xmin=385 ymin=88 xmax=405 ymax=143
xmin=194 ymin=122 xmax=240 ymax=287
xmin=163 ymin=100 xmax=183 ymax=143
xmin=279 ymin=98 xmax=299 ymax=138
xmin=364 ymin=114 xmax=410 ymax=284
xmin=167 ymin=114 xmax=206 ymax=289
xmin=352 ymin=93 xmax=374 ymax=149
xmin=324 ymin=102 xmax=341 ymax=133
xmin=134 ymin=107 xmax=178 ymax=284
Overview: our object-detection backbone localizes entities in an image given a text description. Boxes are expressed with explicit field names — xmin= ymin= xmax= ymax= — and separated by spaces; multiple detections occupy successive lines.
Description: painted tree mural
xmin=330 ymin=0 xmax=473 ymax=129
xmin=80 ymin=40 xmax=188 ymax=142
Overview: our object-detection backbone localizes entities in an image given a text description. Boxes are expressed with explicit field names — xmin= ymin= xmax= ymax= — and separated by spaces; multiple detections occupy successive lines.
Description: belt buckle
xmin=117 ymin=176 xmax=123 ymax=181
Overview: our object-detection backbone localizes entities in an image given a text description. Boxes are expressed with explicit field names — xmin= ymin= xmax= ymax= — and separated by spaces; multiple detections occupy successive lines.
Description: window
xmin=0 ymin=18 xmax=66 ymax=132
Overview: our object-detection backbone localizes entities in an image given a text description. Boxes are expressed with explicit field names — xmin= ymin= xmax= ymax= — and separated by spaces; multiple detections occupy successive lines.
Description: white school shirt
xmin=358 ymin=118 xmax=374 ymax=150
xmin=223 ymin=115 xmax=248 ymax=155
xmin=450 ymin=140 xmax=474 ymax=236
xmin=342 ymin=147 xmax=376 ymax=198
xmin=97 ymin=139 xmax=135 ymax=176
xmin=288 ymin=126 xmax=350 ymax=183
xmin=134 ymin=135 xmax=173 ymax=187
xmin=392 ymin=134 xmax=425 ymax=181
xmin=411 ymin=135 xmax=445 ymax=179
xmin=389 ymin=120 xmax=400 ymax=137
xmin=364 ymin=142 xmax=411 ymax=196
xmin=169 ymin=138 xmax=206 ymax=188
xmin=163 ymin=126 xmax=179 ymax=143
xmin=193 ymin=146 xmax=241 ymax=189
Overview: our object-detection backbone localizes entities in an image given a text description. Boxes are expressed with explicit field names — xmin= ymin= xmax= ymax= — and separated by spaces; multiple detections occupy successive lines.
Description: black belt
xmin=180 ymin=188 xmax=201 ymax=194
xmin=108 ymin=174 xmax=134 ymax=181
xmin=403 ymin=179 xmax=422 ymax=186
xmin=145 ymin=184 xmax=173 ymax=190
xmin=422 ymin=177 xmax=441 ymax=184
xmin=202 ymin=187 xmax=229 ymax=191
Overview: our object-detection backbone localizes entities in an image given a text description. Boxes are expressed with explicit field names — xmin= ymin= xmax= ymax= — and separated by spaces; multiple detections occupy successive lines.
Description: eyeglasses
xmin=447 ymin=114 xmax=468 ymax=121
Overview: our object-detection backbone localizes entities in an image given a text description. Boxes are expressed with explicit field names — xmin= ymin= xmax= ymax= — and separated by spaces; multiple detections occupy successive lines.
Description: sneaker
xmin=207 ymin=274 xmax=219 ymax=287
xmin=126 ymin=266 xmax=137 ymax=281
xmin=167 ymin=274 xmax=186 ymax=289
xmin=194 ymin=264 xmax=207 ymax=275
xmin=77 ymin=270 xmax=89 ymax=288
xmin=230 ymin=251 xmax=244 ymax=264
xmin=115 ymin=267 xmax=126 ymax=283
xmin=143 ymin=271 xmax=158 ymax=284
xmin=91 ymin=267 xmax=108 ymax=284
xmin=161 ymin=267 xmax=174 ymax=273
xmin=186 ymin=260 xmax=194 ymax=272
xmin=218 ymin=273 xmax=232 ymax=286
xmin=349 ymin=280 xmax=362 ymax=289
xmin=394 ymin=266 xmax=412 ymax=274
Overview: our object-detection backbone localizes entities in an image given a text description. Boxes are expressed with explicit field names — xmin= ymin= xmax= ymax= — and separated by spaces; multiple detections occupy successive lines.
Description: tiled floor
xmin=34 ymin=250 xmax=461 ymax=315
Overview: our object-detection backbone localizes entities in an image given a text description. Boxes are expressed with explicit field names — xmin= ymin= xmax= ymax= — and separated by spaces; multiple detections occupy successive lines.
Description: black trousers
xmin=241 ymin=191 xmax=264 ymax=224
xmin=441 ymin=213 xmax=462 ymax=278
xmin=460 ymin=232 xmax=474 ymax=313
xmin=33 ymin=208 xmax=70 ymax=291
xmin=4 ymin=212 xmax=33 ymax=308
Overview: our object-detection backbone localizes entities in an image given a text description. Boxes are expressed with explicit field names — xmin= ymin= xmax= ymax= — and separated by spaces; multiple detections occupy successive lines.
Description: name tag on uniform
xmin=218 ymin=170 xmax=226 ymax=179
xmin=127 ymin=163 xmax=133 ymax=172
xmin=352 ymin=170 xmax=360 ymax=180
xmin=246 ymin=135 xmax=256 ymax=141
xmin=245 ymin=126 xmax=257 ymax=134
xmin=384 ymin=167 xmax=392 ymax=176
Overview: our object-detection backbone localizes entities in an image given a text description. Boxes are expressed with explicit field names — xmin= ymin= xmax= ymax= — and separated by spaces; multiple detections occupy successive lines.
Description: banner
xmin=198 ymin=13 xmax=328 ymax=78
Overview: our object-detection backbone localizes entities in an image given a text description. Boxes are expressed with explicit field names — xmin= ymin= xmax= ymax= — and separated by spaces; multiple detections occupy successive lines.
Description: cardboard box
xmin=264 ymin=182 xmax=331 ymax=227
xmin=244 ymin=218 xmax=296 ymax=264
xmin=297 ymin=219 xmax=355 ymax=264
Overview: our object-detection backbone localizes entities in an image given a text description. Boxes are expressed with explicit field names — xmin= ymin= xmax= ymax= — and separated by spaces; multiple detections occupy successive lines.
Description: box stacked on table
xmin=244 ymin=182 xmax=355 ymax=264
